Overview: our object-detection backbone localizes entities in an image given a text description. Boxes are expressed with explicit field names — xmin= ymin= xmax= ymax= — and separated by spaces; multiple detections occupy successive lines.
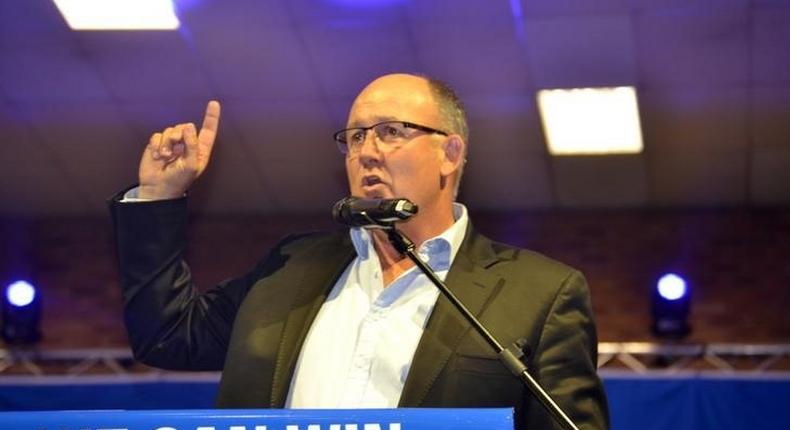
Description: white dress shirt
xmin=286 ymin=204 xmax=469 ymax=408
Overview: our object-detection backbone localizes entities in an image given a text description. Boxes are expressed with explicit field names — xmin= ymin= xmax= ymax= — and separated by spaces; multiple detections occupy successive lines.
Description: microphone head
xmin=331 ymin=196 xmax=357 ymax=224
xmin=331 ymin=196 xmax=418 ymax=228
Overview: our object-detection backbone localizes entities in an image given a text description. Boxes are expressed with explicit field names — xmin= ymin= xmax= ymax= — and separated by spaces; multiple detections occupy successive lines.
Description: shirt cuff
xmin=119 ymin=187 xmax=147 ymax=202
xmin=119 ymin=186 xmax=184 ymax=202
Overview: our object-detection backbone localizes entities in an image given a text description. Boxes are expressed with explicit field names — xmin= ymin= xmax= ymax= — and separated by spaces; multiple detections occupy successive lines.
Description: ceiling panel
xmin=229 ymin=101 xmax=336 ymax=160
xmin=18 ymin=101 xmax=139 ymax=213
xmin=524 ymin=14 xmax=637 ymax=88
xmin=752 ymin=86 xmax=790 ymax=148
xmin=287 ymin=0 xmax=412 ymax=22
xmin=0 ymin=39 xmax=111 ymax=103
xmin=521 ymin=0 xmax=631 ymax=17
xmin=752 ymin=6 xmax=790 ymax=84
xmin=553 ymin=155 xmax=647 ymax=207
xmin=634 ymin=5 xmax=749 ymax=88
xmin=255 ymin=154 xmax=348 ymax=213
xmin=639 ymin=87 xmax=749 ymax=150
xmin=461 ymin=153 xmax=553 ymax=209
xmin=0 ymin=102 xmax=81 ymax=215
xmin=407 ymin=0 xmax=515 ymax=21
xmin=751 ymin=147 xmax=790 ymax=205
xmin=464 ymin=95 xmax=545 ymax=154
xmin=228 ymin=100 xmax=342 ymax=211
xmin=0 ymin=0 xmax=72 ymax=44
xmin=295 ymin=18 xmax=419 ymax=99
xmin=186 ymin=139 xmax=279 ymax=215
xmin=631 ymin=0 xmax=749 ymax=11
xmin=180 ymin=0 xmax=291 ymax=27
xmin=77 ymin=32 xmax=213 ymax=103
xmin=650 ymin=147 xmax=747 ymax=206
xmin=410 ymin=21 xmax=532 ymax=97
xmin=180 ymin=1 xmax=322 ymax=102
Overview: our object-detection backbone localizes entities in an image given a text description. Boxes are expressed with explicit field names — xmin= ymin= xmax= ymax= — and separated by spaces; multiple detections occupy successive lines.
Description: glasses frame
xmin=333 ymin=120 xmax=449 ymax=154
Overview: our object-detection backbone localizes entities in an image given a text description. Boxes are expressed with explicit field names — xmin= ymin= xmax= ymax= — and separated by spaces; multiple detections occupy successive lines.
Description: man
xmin=110 ymin=74 xmax=609 ymax=429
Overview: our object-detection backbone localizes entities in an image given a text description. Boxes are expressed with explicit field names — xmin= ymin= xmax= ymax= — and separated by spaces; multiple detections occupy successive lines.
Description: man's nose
xmin=358 ymin=129 xmax=382 ymax=160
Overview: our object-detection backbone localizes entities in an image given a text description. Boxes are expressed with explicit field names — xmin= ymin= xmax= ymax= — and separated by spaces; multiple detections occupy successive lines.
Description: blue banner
xmin=0 ymin=408 xmax=514 ymax=430
xmin=2 ymin=374 xmax=789 ymax=429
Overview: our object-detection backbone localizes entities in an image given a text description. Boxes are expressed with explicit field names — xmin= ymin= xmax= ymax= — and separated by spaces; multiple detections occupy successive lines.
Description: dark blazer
xmin=110 ymin=193 xmax=609 ymax=430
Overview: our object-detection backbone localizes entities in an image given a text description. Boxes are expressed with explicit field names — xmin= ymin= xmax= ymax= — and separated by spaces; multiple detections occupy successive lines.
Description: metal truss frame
xmin=0 ymin=343 xmax=788 ymax=378
xmin=597 ymin=342 xmax=790 ymax=373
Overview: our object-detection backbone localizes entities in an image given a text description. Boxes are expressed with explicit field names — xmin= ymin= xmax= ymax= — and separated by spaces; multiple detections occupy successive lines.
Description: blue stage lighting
xmin=2 ymin=280 xmax=42 ymax=345
xmin=651 ymin=273 xmax=691 ymax=339
xmin=657 ymin=273 xmax=687 ymax=301
xmin=6 ymin=281 xmax=36 ymax=307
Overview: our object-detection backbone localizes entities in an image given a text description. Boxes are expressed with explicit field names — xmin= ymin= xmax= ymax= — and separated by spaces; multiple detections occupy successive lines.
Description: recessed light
xmin=537 ymin=87 xmax=644 ymax=155
xmin=53 ymin=0 xmax=180 ymax=30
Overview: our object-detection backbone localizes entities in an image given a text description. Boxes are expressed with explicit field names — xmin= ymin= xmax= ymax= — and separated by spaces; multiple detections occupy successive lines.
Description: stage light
xmin=2 ymin=280 xmax=42 ymax=345
xmin=657 ymin=273 xmax=687 ymax=301
xmin=6 ymin=281 xmax=36 ymax=307
xmin=651 ymin=273 xmax=691 ymax=339
xmin=53 ymin=0 xmax=180 ymax=30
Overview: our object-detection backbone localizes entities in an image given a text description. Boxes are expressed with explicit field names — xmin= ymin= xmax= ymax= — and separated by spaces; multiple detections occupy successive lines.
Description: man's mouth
xmin=362 ymin=176 xmax=382 ymax=187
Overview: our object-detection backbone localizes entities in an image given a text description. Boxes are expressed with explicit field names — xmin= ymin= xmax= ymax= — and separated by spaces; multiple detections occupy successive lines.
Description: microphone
xmin=332 ymin=196 xmax=418 ymax=228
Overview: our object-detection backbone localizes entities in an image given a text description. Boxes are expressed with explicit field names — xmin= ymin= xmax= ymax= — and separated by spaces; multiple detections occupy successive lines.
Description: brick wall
xmin=1 ymin=208 xmax=788 ymax=349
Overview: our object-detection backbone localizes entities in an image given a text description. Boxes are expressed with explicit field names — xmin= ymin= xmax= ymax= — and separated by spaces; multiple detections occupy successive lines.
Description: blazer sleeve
xmin=109 ymin=191 xmax=267 ymax=371
xmin=528 ymin=270 xmax=610 ymax=430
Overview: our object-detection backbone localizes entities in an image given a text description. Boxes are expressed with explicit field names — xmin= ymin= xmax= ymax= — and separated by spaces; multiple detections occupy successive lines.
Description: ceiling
xmin=1 ymin=0 xmax=789 ymax=216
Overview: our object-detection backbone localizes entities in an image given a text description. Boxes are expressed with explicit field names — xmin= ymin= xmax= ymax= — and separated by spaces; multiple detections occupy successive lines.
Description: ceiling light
xmin=53 ymin=0 xmax=180 ymax=30
xmin=537 ymin=86 xmax=644 ymax=155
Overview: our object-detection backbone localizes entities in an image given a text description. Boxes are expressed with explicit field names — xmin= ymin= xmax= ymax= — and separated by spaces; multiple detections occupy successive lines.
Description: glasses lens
xmin=333 ymin=122 xmax=418 ymax=154
xmin=374 ymin=122 xmax=409 ymax=144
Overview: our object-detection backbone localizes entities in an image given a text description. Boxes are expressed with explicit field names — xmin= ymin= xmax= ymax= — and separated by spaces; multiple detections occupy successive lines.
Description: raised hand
xmin=138 ymin=101 xmax=221 ymax=200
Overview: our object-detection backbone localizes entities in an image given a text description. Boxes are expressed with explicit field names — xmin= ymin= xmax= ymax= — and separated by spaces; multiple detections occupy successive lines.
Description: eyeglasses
xmin=333 ymin=120 xmax=448 ymax=155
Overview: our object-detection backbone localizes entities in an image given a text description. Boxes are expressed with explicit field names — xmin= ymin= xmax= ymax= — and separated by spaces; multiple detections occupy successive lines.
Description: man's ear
xmin=440 ymin=135 xmax=465 ymax=177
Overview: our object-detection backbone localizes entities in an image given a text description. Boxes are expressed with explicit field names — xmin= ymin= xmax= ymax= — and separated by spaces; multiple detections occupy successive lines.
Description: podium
xmin=0 ymin=408 xmax=514 ymax=430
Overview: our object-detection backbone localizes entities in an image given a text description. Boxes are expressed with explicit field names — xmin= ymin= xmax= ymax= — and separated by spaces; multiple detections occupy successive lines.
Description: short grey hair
xmin=418 ymin=75 xmax=469 ymax=198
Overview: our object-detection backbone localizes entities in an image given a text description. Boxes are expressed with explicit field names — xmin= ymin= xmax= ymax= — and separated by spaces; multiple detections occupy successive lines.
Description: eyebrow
xmin=347 ymin=116 xmax=400 ymax=128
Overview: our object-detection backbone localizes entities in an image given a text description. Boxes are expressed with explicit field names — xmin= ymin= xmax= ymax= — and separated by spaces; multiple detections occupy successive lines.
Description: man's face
xmin=344 ymin=75 xmax=448 ymax=208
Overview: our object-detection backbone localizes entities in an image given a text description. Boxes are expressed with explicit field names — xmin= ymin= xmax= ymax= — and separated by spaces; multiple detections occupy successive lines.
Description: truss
xmin=0 ymin=343 xmax=788 ymax=379
xmin=597 ymin=342 xmax=790 ymax=374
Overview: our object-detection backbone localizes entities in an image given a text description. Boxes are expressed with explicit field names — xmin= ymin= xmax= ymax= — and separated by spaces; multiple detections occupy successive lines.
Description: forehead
xmin=347 ymin=76 xmax=441 ymax=127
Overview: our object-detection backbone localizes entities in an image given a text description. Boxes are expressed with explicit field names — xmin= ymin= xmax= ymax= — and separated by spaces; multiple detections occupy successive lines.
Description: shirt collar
xmin=350 ymin=203 xmax=469 ymax=272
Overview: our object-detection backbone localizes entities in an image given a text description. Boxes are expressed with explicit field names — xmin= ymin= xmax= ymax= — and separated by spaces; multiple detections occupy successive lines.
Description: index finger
xmin=198 ymin=100 xmax=221 ymax=149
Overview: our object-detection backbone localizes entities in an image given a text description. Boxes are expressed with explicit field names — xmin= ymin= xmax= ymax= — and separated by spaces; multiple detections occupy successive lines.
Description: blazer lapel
xmin=269 ymin=234 xmax=356 ymax=407
xmin=399 ymin=226 xmax=504 ymax=406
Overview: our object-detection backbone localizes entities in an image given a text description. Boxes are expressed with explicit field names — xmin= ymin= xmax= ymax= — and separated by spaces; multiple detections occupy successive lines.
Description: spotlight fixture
xmin=651 ymin=273 xmax=691 ymax=339
xmin=2 ymin=280 xmax=42 ymax=345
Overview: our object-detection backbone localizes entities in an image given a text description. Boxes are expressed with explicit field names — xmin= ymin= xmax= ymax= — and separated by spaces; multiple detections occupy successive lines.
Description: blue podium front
xmin=0 ymin=408 xmax=514 ymax=430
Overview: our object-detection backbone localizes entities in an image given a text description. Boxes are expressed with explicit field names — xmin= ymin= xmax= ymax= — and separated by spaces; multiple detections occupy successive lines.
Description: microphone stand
xmin=382 ymin=226 xmax=580 ymax=430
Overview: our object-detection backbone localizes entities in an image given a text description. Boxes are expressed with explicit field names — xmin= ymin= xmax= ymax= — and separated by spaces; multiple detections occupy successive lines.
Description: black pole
xmin=385 ymin=227 xmax=580 ymax=430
